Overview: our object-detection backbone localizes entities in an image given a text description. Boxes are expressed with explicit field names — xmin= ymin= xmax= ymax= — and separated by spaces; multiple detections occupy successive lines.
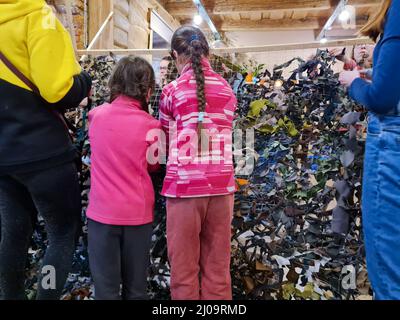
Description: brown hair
xmin=161 ymin=56 xmax=173 ymax=63
xmin=160 ymin=56 xmax=178 ymax=86
xmin=170 ymin=26 xmax=210 ymax=152
xmin=109 ymin=56 xmax=155 ymax=113
xmin=360 ymin=0 xmax=392 ymax=42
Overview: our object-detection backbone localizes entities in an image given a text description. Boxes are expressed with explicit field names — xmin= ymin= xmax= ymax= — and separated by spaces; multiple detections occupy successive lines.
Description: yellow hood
xmin=0 ymin=0 xmax=46 ymax=25
xmin=0 ymin=0 xmax=82 ymax=103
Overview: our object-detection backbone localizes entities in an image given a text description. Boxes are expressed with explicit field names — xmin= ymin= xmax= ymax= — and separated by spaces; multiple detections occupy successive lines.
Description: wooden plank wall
xmin=88 ymin=0 xmax=153 ymax=50
xmin=88 ymin=0 xmax=114 ymax=49
xmin=47 ymin=0 xmax=86 ymax=49
xmin=113 ymin=0 xmax=151 ymax=49
xmin=89 ymin=0 xmax=180 ymax=50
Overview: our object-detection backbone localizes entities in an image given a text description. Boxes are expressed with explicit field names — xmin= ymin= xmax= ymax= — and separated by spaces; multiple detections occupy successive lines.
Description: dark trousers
xmin=0 ymin=162 xmax=81 ymax=300
xmin=88 ymin=219 xmax=152 ymax=300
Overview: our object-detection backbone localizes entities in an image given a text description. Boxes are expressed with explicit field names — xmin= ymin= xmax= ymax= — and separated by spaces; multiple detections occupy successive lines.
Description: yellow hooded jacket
xmin=0 ymin=0 xmax=91 ymax=170
xmin=0 ymin=0 xmax=81 ymax=103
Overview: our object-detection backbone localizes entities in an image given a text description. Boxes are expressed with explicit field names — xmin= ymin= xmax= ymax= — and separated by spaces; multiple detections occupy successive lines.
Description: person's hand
xmin=329 ymin=48 xmax=343 ymax=57
xmin=79 ymin=97 xmax=89 ymax=108
xmin=359 ymin=69 xmax=373 ymax=81
xmin=339 ymin=70 xmax=361 ymax=87
xmin=79 ymin=89 xmax=93 ymax=108
xmin=329 ymin=48 xmax=347 ymax=62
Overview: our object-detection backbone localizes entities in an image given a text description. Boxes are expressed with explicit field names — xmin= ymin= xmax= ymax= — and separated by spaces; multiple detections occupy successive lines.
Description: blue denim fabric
xmin=362 ymin=112 xmax=400 ymax=299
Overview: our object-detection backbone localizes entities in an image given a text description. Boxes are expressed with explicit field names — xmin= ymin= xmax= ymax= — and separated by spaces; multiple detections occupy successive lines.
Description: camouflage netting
xmin=26 ymin=50 xmax=371 ymax=300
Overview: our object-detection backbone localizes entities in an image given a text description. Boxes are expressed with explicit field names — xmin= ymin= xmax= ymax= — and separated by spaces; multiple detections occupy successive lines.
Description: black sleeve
xmin=49 ymin=71 xmax=92 ymax=111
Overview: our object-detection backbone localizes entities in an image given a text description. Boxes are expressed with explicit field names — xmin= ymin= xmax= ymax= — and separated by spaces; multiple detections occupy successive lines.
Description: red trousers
xmin=166 ymin=194 xmax=234 ymax=300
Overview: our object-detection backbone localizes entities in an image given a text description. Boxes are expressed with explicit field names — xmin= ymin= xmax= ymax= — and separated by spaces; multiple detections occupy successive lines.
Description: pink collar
xmin=112 ymin=95 xmax=143 ymax=110
xmin=181 ymin=57 xmax=212 ymax=75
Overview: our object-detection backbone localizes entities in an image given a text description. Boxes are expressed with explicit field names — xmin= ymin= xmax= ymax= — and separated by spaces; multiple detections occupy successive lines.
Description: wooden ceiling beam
xmin=164 ymin=0 xmax=381 ymax=17
xmin=147 ymin=0 xmax=181 ymax=30
xmin=166 ymin=0 xmax=331 ymax=17
xmin=213 ymin=0 xmax=331 ymax=15
xmin=214 ymin=16 xmax=369 ymax=32
xmin=348 ymin=0 xmax=382 ymax=8
xmin=315 ymin=0 xmax=378 ymax=40
xmin=217 ymin=18 xmax=322 ymax=31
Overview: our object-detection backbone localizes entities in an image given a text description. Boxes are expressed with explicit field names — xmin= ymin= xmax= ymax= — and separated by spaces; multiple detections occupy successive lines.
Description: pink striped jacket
xmin=159 ymin=58 xmax=237 ymax=198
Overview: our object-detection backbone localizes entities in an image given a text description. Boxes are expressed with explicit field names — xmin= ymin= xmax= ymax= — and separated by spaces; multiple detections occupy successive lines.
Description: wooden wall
xmin=88 ymin=0 xmax=180 ymax=50
xmin=88 ymin=0 xmax=114 ymax=49
xmin=113 ymin=0 xmax=149 ymax=49
xmin=47 ymin=0 xmax=180 ymax=51
xmin=47 ymin=0 xmax=86 ymax=49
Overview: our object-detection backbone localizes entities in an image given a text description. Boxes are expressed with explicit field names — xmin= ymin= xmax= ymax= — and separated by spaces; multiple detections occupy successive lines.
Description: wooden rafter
xmin=217 ymin=18 xmax=321 ymax=31
xmin=147 ymin=0 xmax=181 ymax=30
xmin=164 ymin=0 xmax=381 ymax=17
xmin=165 ymin=0 xmax=330 ymax=16
xmin=211 ymin=16 xmax=369 ymax=32
xmin=315 ymin=0 xmax=376 ymax=40
xmin=348 ymin=0 xmax=382 ymax=8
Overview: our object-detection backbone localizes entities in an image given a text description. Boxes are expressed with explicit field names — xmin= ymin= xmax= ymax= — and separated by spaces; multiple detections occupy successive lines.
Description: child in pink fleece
xmin=159 ymin=26 xmax=237 ymax=300
xmin=86 ymin=56 xmax=161 ymax=300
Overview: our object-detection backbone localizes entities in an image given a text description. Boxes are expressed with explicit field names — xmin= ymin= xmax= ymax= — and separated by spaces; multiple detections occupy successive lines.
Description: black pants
xmin=0 ymin=162 xmax=81 ymax=300
xmin=88 ymin=219 xmax=152 ymax=300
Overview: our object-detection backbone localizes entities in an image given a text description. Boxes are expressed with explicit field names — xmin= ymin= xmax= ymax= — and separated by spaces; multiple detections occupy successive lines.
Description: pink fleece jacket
xmin=86 ymin=95 xmax=161 ymax=226
xmin=159 ymin=58 xmax=237 ymax=198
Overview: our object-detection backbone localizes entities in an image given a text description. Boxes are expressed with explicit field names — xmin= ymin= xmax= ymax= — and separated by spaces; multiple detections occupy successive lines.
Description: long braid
xmin=191 ymin=49 xmax=206 ymax=113
xmin=170 ymin=26 xmax=210 ymax=154
xmin=191 ymin=46 xmax=207 ymax=152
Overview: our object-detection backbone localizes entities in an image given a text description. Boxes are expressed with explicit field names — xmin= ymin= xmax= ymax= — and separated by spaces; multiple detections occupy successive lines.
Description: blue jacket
xmin=349 ymin=0 xmax=400 ymax=114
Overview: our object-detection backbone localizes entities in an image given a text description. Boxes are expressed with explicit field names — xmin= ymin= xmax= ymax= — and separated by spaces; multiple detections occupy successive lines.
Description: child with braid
xmin=159 ymin=26 xmax=237 ymax=300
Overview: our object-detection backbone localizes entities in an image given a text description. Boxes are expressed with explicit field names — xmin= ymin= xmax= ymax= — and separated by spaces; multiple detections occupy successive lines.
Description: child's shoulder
xmin=141 ymin=111 xmax=162 ymax=129
xmin=209 ymin=70 xmax=231 ymax=86
xmin=88 ymin=103 xmax=111 ymax=120
xmin=162 ymin=79 xmax=179 ymax=95
xmin=89 ymin=102 xmax=110 ymax=112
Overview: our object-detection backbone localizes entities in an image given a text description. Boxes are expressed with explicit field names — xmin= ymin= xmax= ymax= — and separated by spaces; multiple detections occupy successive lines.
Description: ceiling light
xmin=193 ymin=14 xmax=203 ymax=25
xmin=339 ymin=8 xmax=351 ymax=22
xmin=320 ymin=36 xmax=328 ymax=44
